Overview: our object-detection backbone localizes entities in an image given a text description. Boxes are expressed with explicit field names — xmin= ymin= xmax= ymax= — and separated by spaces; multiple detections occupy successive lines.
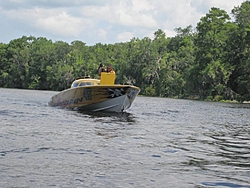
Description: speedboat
xmin=49 ymin=72 xmax=140 ymax=112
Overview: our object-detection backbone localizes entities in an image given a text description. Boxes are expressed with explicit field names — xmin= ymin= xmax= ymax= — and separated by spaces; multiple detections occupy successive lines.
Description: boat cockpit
xmin=71 ymin=79 xmax=100 ymax=88
xmin=71 ymin=72 xmax=116 ymax=88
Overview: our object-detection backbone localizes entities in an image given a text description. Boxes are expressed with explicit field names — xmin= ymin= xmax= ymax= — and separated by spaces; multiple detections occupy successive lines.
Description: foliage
xmin=226 ymin=1 xmax=250 ymax=102
xmin=0 ymin=1 xmax=249 ymax=102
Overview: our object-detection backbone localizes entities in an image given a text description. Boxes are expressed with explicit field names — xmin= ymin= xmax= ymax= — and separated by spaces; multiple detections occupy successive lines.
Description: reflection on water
xmin=75 ymin=110 xmax=138 ymax=140
xmin=76 ymin=110 xmax=137 ymax=123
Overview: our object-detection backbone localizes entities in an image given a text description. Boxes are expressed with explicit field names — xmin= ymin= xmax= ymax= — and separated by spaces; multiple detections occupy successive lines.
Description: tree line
xmin=0 ymin=1 xmax=249 ymax=102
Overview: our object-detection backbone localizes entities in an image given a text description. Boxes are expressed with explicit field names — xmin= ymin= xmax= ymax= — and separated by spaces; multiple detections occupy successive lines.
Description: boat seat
xmin=100 ymin=72 xmax=116 ymax=85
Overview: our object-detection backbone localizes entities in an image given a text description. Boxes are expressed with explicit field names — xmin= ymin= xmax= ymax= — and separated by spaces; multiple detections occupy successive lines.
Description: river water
xmin=0 ymin=88 xmax=249 ymax=188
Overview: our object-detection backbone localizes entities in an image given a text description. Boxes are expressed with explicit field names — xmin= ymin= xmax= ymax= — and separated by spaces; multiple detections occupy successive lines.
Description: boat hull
xmin=49 ymin=85 xmax=140 ymax=112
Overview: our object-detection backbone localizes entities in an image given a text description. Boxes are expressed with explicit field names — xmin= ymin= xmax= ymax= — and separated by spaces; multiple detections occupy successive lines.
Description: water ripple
xmin=0 ymin=89 xmax=250 ymax=187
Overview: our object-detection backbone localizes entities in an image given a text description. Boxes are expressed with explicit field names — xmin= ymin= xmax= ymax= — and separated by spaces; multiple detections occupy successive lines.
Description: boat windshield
xmin=72 ymin=83 xmax=79 ymax=87
xmin=79 ymin=82 xmax=94 ymax=86
xmin=71 ymin=82 xmax=94 ymax=88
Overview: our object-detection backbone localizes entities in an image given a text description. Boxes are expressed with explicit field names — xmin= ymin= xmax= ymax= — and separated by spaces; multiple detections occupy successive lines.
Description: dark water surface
xmin=0 ymin=88 xmax=249 ymax=188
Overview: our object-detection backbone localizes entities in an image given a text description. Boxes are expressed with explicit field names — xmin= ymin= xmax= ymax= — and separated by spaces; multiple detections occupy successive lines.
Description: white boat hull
xmin=77 ymin=94 xmax=132 ymax=112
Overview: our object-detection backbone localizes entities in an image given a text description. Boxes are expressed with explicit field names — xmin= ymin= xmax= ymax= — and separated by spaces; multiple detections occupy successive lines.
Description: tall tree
xmin=0 ymin=43 xmax=8 ymax=87
xmin=194 ymin=7 xmax=233 ymax=99
xmin=227 ymin=1 xmax=250 ymax=102
xmin=5 ymin=36 xmax=35 ymax=88
xmin=29 ymin=37 xmax=55 ymax=89
xmin=69 ymin=40 xmax=88 ymax=79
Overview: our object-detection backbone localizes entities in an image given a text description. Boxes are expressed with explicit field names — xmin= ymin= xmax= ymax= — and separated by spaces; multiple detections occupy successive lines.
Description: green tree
xmin=194 ymin=7 xmax=233 ymax=100
xmin=227 ymin=1 xmax=250 ymax=102
xmin=5 ymin=36 xmax=35 ymax=88
xmin=69 ymin=40 xmax=88 ymax=79
xmin=29 ymin=37 xmax=55 ymax=89
xmin=0 ymin=43 xmax=8 ymax=87
xmin=163 ymin=26 xmax=195 ymax=98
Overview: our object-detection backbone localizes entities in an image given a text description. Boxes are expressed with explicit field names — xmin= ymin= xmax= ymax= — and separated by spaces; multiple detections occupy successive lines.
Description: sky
xmin=0 ymin=0 xmax=246 ymax=45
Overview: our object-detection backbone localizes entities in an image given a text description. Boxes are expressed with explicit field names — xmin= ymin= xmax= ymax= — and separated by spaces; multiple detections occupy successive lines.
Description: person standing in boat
xmin=106 ymin=64 xmax=115 ymax=73
xmin=98 ymin=63 xmax=105 ymax=76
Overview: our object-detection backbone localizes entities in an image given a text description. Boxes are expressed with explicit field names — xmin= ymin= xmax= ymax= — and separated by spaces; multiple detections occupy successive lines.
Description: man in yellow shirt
xmin=106 ymin=64 xmax=115 ymax=73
